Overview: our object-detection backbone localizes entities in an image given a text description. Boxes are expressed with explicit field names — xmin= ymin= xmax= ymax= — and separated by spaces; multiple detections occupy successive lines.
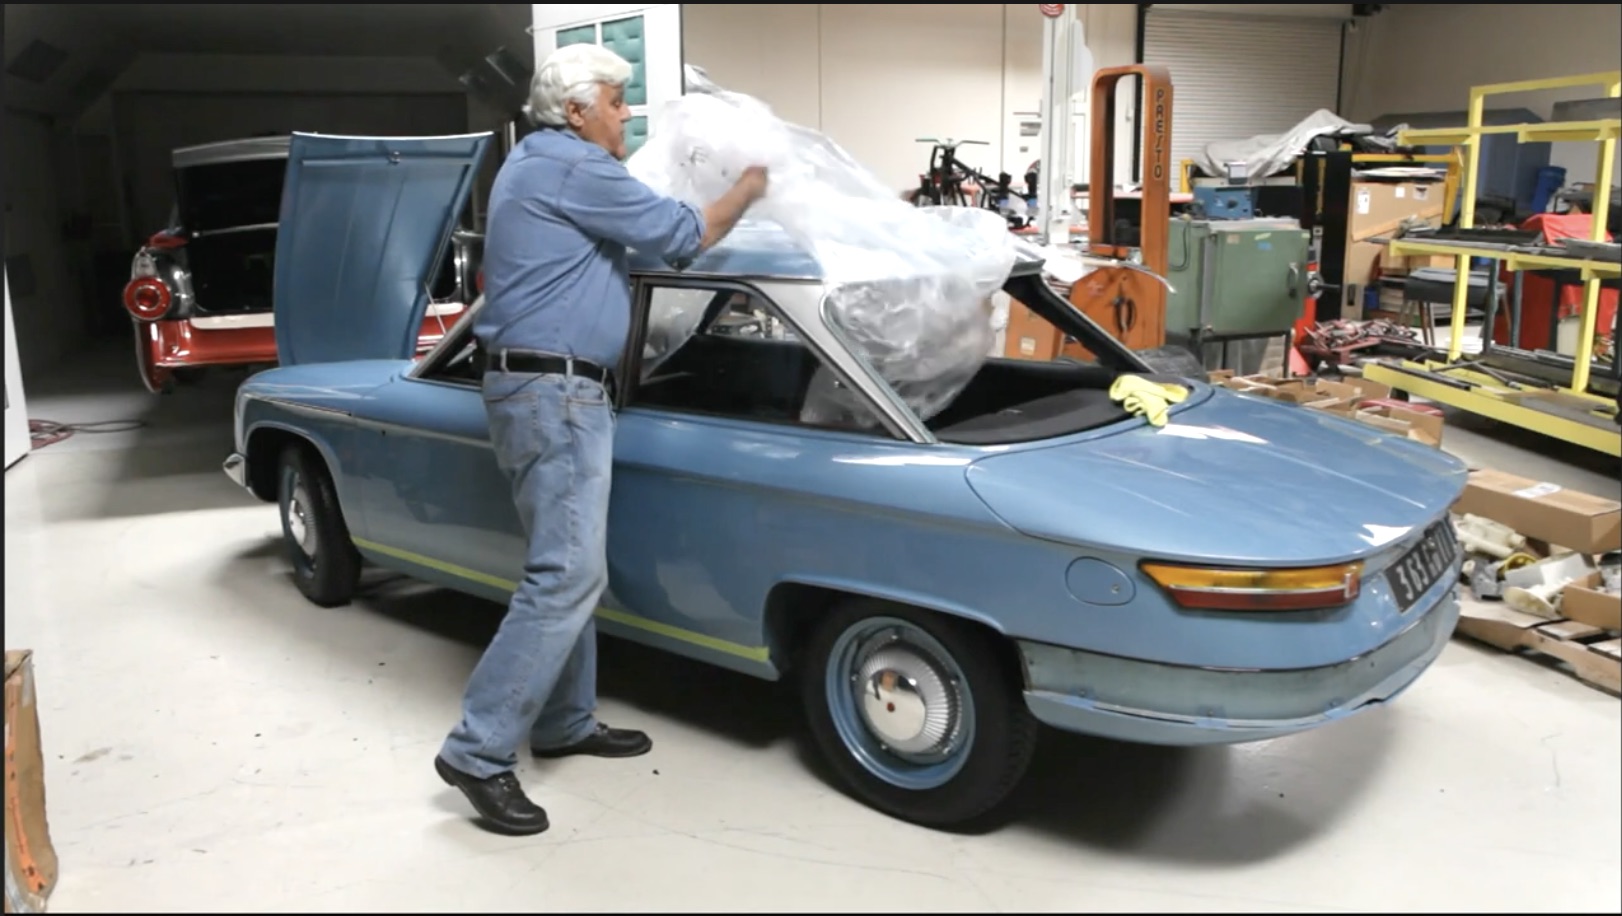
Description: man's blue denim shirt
xmin=474 ymin=127 xmax=707 ymax=368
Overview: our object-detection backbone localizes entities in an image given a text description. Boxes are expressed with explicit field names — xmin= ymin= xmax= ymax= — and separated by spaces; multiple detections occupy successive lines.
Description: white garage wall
xmin=1343 ymin=3 xmax=1622 ymax=185
xmin=681 ymin=3 xmax=1138 ymax=194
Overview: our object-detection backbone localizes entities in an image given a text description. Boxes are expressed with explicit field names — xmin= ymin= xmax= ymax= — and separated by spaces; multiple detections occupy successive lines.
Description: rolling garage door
xmin=1144 ymin=7 xmax=1344 ymax=181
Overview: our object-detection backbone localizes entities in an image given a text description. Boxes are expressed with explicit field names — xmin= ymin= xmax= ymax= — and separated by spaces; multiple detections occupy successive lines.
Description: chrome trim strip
xmin=408 ymin=295 xmax=483 ymax=380
xmin=255 ymin=397 xmax=354 ymax=420
xmin=172 ymin=136 xmax=292 ymax=169
xmin=812 ymin=291 xmax=938 ymax=445
xmin=351 ymin=414 xmax=490 ymax=450
xmin=633 ymin=266 xmax=824 ymax=283
xmin=192 ymin=222 xmax=279 ymax=239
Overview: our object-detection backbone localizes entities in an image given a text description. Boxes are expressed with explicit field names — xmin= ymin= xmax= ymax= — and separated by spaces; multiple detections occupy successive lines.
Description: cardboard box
xmin=1380 ymin=254 xmax=1459 ymax=277
xmin=1338 ymin=180 xmax=1446 ymax=319
xmin=1452 ymin=469 xmax=1622 ymax=555
xmin=1219 ymin=375 xmax=1281 ymax=397
xmin=1367 ymin=403 xmax=1444 ymax=440
xmin=1562 ymin=572 xmax=1621 ymax=632
xmin=1455 ymin=594 xmax=1622 ymax=694
xmin=1002 ymin=299 xmax=1059 ymax=361
xmin=1341 ymin=240 xmax=1387 ymax=319
xmin=1348 ymin=180 xmax=1447 ymax=243
xmin=1403 ymin=253 xmax=1457 ymax=272
xmin=1296 ymin=380 xmax=1363 ymax=415
xmin=1352 ymin=403 xmax=1445 ymax=447
xmin=4 ymin=651 xmax=57 ymax=915
xmin=1265 ymin=380 xmax=1327 ymax=404
xmin=1339 ymin=376 xmax=1394 ymax=403
xmin=1219 ymin=376 xmax=1364 ymax=413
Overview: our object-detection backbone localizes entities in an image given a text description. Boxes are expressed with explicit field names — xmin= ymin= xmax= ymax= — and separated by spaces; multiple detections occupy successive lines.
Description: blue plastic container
xmin=1530 ymin=165 xmax=1567 ymax=213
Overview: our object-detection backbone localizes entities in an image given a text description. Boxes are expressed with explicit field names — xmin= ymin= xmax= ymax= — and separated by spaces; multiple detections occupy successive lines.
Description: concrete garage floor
xmin=6 ymin=341 xmax=1621 ymax=914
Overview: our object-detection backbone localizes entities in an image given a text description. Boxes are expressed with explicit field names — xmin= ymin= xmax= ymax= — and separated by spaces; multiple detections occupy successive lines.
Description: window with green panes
xmin=554 ymin=14 xmax=650 ymax=155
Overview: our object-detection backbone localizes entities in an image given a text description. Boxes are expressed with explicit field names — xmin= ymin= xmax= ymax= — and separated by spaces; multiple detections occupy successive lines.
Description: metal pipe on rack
xmin=1570 ymin=72 xmax=1621 ymax=394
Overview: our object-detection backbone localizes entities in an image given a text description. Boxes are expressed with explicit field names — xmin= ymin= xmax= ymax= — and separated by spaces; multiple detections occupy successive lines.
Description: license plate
xmin=1384 ymin=522 xmax=1460 ymax=612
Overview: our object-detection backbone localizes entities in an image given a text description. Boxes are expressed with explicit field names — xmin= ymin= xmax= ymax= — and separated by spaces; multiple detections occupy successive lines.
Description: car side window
xmin=629 ymin=283 xmax=890 ymax=435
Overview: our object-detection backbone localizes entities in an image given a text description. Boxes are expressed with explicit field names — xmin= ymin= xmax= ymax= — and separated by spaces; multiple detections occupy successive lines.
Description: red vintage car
xmin=123 ymin=136 xmax=483 ymax=393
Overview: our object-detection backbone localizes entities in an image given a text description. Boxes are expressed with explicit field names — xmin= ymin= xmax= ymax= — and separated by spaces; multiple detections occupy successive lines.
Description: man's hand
xmin=737 ymin=165 xmax=769 ymax=203
xmin=700 ymin=165 xmax=771 ymax=252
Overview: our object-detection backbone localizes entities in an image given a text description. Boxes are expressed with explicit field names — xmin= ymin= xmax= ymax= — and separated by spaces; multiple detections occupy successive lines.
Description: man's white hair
xmin=525 ymin=43 xmax=634 ymax=127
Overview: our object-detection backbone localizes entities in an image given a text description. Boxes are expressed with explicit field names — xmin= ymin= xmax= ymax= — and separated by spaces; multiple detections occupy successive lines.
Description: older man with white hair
xmin=434 ymin=41 xmax=769 ymax=836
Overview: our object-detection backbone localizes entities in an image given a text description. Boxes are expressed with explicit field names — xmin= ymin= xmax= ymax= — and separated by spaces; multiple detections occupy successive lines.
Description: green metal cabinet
xmin=1164 ymin=217 xmax=1313 ymax=342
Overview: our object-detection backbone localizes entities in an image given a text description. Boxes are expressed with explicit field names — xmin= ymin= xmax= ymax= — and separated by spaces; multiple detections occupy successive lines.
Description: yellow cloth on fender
xmin=1109 ymin=374 xmax=1188 ymax=428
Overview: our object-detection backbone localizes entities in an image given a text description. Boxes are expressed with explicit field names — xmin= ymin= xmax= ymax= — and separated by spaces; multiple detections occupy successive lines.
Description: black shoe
xmin=531 ymin=722 xmax=652 ymax=759
xmin=434 ymin=755 xmax=550 ymax=836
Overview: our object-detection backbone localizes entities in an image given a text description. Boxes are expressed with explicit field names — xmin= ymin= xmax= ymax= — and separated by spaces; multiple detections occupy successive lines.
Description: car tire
xmin=277 ymin=442 xmax=361 ymax=608
xmin=800 ymin=598 xmax=1039 ymax=829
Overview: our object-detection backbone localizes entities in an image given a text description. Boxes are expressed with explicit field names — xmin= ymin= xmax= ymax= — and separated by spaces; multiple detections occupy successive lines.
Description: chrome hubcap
xmin=853 ymin=638 xmax=959 ymax=761
xmin=826 ymin=617 xmax=976 ymax=791
xmin=287 ymin=477 xmax=317 ymax=557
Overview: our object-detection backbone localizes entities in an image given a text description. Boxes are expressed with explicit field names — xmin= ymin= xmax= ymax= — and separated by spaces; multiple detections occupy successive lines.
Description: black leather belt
xmin=476 ymin=348 xmax=616 ymax=393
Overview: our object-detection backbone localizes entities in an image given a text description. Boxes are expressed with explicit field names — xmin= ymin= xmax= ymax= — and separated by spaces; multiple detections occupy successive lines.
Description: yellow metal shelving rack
xmin=1361 ymin=70 xmax=1622 ymax=457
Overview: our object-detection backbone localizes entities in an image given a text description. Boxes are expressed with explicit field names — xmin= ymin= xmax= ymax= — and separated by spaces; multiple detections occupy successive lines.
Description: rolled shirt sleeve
xmin=558 ymin=153 xmax=707 ymax=264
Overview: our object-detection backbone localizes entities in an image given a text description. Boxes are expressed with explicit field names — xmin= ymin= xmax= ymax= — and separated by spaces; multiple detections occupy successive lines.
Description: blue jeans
xmin=438 ymin=370 xmax=615 ymax=779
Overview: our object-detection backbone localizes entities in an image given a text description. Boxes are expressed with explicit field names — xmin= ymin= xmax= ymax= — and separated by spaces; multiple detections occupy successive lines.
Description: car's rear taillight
xmin=1140 ymin=560 xmax=1364 ymax=612
xmin=123 ymin=276 xmax=173 ymax=321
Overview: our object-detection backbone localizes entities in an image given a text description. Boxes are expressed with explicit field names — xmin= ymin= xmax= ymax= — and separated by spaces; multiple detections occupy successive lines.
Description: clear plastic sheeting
xmin=627 ymin=66 xmax=1024 ymax=423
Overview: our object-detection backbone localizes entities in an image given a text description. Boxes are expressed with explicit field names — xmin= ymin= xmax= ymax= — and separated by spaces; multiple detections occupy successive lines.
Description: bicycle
xmin=909 ymin=138 xmax=989 ymax=208
xmin=909 ymin=138 xmax=1038 ymax=229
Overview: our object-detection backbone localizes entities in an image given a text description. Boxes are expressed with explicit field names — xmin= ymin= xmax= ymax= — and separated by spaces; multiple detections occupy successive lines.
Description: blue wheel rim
xmin=823 ymin=615 xmax=975 ymax=791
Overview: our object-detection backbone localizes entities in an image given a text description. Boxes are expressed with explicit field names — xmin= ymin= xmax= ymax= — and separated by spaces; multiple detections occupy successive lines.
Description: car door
xmin=603 ymin=278 xmax=904 ymax=671
xmin=353 ymin=332 xmax=527 ymax=601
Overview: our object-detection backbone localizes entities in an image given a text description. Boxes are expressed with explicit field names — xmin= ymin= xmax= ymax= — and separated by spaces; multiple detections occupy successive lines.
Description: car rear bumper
xmin=133 ymin=304 xmax=464 ymax=392
xmin=223 ymin=452 xmax=249 ymax=490
xmin=1017 ymin=586 xmax=1461 ymax=747
xmin=133 ymin=318 xmax=279 ymax=393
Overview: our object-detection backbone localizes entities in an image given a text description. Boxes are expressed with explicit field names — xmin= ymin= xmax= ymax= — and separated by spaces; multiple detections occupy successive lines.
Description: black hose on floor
xmin=28 ymin=418 xmax=147 ymax=450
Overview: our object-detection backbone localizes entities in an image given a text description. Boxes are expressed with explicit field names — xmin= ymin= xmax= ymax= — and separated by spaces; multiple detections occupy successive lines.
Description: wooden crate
xmin=1455 ymin=594 xmax=1621 ymax=695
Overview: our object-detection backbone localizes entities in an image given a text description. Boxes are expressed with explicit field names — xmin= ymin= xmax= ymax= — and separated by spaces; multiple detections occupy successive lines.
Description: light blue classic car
xmin=226 ymin=131 xmax=1469 ymax=829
